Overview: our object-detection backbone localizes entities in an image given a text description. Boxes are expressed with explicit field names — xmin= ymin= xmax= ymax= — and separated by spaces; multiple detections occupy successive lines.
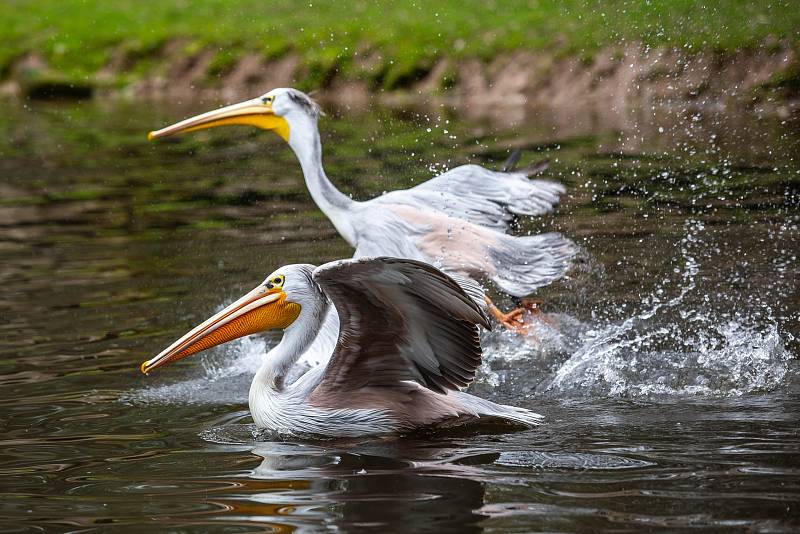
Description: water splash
xmin=125 ymin=336 xmax=267 ymax=405
xmin=540 ymin=220 xmax=793 ymax=397
xmin=543 ymin=317 xmax=791 ymax=397
xmin=476 ymin=313 xmax=588 ymax=392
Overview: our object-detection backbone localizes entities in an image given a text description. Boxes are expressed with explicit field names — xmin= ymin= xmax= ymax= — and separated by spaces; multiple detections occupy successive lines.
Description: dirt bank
xmin=3 ymin=41 xmax=798 ymax=117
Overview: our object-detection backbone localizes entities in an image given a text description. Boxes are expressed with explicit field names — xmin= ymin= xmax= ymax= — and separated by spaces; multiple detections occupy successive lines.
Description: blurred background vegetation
xmin=1 ymin=0 xmax=798 ymax=95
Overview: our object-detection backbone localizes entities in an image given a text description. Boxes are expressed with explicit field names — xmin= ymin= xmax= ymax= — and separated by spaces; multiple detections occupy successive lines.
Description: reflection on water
xmin=0 ymin=98 xmax=798 ymax=531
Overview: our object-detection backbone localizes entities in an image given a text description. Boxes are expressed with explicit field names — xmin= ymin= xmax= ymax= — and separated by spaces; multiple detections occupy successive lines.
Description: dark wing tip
xmin=520 ymin=158 xmax=550 ymax=177
xmin=502 ymin=150 xmax=550 ymax=178
xmin=501 ymin=148 xmax=522 ymax=172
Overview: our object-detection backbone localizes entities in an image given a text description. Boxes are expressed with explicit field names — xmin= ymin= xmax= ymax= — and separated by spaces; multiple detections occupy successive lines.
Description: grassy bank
xmin=2 ymin=0 xmax=798 ymax=91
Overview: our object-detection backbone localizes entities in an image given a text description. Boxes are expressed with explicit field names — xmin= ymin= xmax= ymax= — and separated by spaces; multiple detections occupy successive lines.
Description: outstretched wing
xmin=311 ymin=257 xmax=490 ymax=397
xmin=351 ymin=220 xmax=488 ymax=309
xmin=374 ymin=163 xmax=564 ymax=231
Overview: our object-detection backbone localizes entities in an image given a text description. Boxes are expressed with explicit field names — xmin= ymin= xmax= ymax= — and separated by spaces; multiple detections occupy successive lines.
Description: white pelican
xmin=140 ymin=257 xmax=542 ymax=437
xmin=148 ymin=88 xmax=575 ymax=331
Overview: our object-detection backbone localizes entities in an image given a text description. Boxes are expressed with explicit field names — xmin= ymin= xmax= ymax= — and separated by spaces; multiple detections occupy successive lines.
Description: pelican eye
xmin=265 ymin=274 xmax=285 ymax=290
xmin=261 ymin=95 xmax=274 ymax=105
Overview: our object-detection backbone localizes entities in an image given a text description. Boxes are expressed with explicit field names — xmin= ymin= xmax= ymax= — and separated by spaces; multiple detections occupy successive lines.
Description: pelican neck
xmin=287 ymin=118 xmax=358 ymax=245
xmin=253 ymin=296 xmax=329 ymax=391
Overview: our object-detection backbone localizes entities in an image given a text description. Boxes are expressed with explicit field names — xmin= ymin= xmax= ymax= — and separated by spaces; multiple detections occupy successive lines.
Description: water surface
xmin=0 ymin=98 xmax=798 ymax=532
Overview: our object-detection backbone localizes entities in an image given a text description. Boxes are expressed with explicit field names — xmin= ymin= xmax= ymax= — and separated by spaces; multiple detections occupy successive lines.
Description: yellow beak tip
xmin=140 ymin=361 xmax=150 ymax=375
xmin=147 ymin=131 xmax=156 ymax=141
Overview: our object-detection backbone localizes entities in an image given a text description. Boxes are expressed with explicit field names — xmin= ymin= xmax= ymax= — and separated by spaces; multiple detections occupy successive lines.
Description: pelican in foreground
xmin=140 ymin=257 xmax=542 ymax=437
xmin=148 ymin=88 xmax=575 ymax=331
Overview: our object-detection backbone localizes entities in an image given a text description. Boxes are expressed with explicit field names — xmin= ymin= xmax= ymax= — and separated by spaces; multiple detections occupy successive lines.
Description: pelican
xmin=148 ymin=88 xmax=575 ymax=331
xmin=140 ymin=257 xmax=542 ymax=437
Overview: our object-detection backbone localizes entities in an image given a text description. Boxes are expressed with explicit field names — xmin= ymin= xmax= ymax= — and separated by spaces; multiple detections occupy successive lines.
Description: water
xmin=1 ymin=97 xmax=798 ymax=532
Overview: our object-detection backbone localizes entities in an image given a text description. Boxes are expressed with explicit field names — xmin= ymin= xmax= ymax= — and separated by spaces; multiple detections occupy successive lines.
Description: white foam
xmin=544 ymin=316 xmax=791 ymax=397
xmin=478 ymin=219 xmax=794 ymax=398
xmin=542 ymin=220 xmax=793 ymax=397
xmin=125 ymin=336 xmax=269 ymax=405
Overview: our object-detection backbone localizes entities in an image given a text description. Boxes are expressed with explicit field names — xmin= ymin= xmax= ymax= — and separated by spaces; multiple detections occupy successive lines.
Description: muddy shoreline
xmin=3 ymin=41 xmax=798 ymax=116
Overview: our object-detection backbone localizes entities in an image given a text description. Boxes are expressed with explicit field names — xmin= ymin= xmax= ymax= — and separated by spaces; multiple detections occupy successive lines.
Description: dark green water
xmin=1 ymin=98 xmax=798 ymax=532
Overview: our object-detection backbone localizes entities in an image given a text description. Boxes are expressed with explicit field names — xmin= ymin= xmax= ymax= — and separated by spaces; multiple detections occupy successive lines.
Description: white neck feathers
xmin=286 ymin=115 xmax=358 ymax=245
xmin=250 ymin=293 xmax=329 ymax=392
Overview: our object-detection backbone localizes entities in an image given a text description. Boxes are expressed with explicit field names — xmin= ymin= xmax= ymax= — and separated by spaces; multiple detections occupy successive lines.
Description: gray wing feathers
xmin=352 ymin=232 xmax=425 ymax=261
xmin=488 ymin=232 xmax=577 ymax=297
xmin=450 ymin=391 xmax=544 ymax=426
xmin=312 ymin=257 xmax=489 ymax=395
xmin=445 ymin=272 xmax=490 ymax=315
xmin=392 ymin=164 xmax=565 ymax=230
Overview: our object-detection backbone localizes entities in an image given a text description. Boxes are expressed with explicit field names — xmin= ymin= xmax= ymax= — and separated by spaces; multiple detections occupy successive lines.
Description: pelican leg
xmin=483 ymin=297 xmax=556 ymax=336
xmin=484 ymin=296 xmax=530 ymax=334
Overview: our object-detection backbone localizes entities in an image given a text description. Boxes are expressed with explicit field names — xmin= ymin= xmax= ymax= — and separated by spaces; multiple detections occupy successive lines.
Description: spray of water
xmin=126 ymin=335 xmax=269 ymax=405
xmin=478 ymin=219 xmax=794 ymax=398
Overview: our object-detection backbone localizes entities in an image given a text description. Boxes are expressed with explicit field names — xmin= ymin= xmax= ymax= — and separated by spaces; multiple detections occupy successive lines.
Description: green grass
xmin=1 ymin=0 xmax=798 ymax=90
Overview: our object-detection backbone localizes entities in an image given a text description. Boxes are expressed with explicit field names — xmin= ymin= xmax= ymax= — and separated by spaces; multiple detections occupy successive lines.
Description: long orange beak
xmin=147 ymin=99 xmax=290 ymax=142
xmin=141 ymin=285 xmax=301 ymax=374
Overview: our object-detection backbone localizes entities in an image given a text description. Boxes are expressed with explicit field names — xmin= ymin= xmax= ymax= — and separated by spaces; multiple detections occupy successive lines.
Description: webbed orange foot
xmin=484 ymin=297 xmax=560 ymax=340
xmin=485 ymin=297 xmax=534 ymax=335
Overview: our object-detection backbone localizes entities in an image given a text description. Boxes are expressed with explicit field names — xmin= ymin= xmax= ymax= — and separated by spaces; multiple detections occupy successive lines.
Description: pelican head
xmin=147 ymin=88 xmax=321 ymax=144
xmin=140 ymin=264 xmax=319 ymax=374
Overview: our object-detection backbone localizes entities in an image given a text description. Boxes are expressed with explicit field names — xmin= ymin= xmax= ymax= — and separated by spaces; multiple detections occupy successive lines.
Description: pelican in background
xmin=140 ymin=257 xmax=542 ymax=436
xmin=148 ymin=88 xmax=575 ymax=331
